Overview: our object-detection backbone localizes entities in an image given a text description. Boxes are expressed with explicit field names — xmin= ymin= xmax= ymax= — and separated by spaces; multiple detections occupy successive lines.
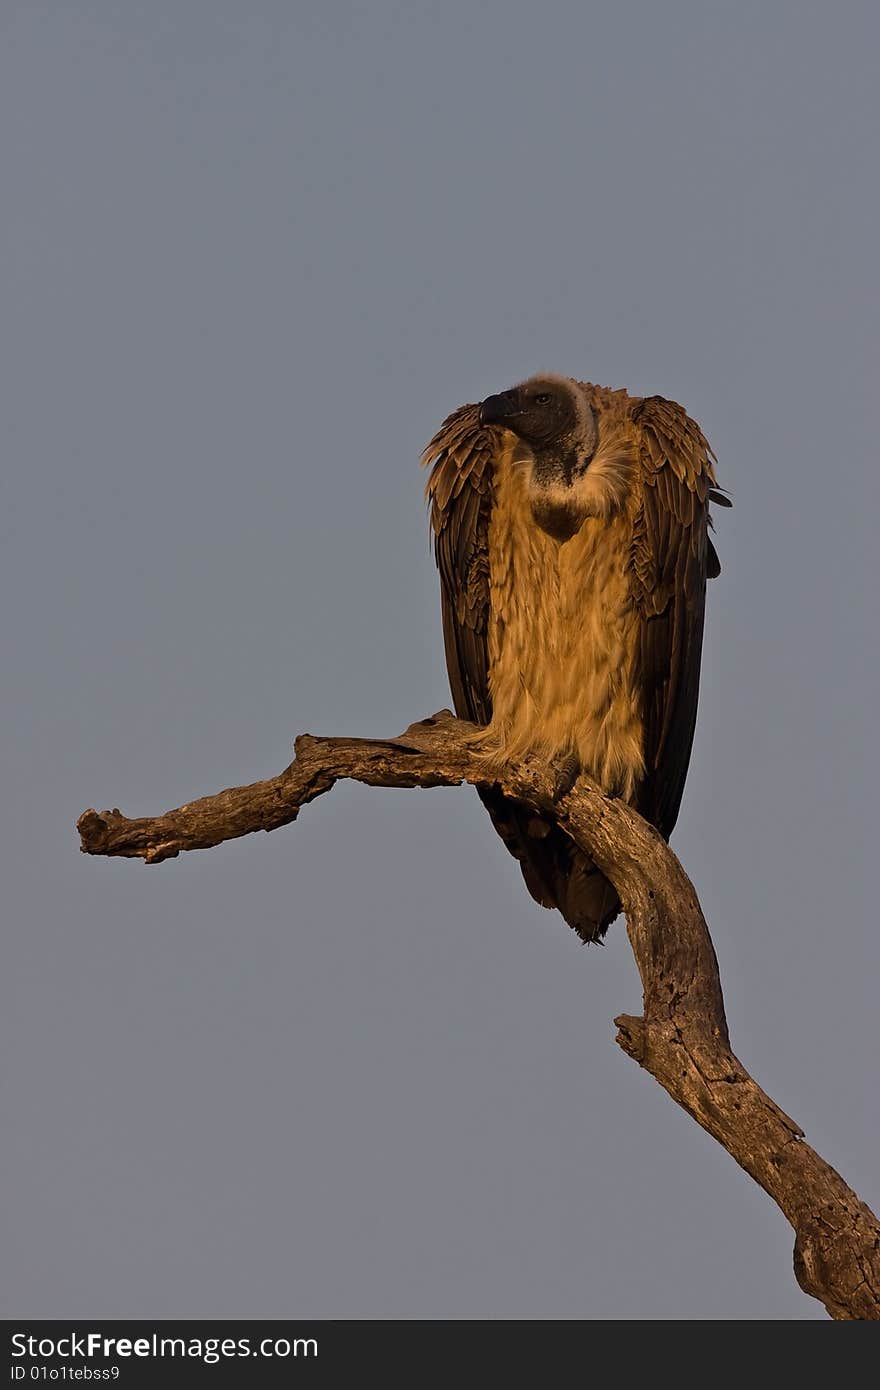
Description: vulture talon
xmin=552 ymin=753 xmax=581 ymax=802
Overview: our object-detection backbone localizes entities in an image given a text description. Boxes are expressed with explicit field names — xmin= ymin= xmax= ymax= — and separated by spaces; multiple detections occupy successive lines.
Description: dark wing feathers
xmin=422 ymin=405 xmax=495 ymax=725
xmin=630 ymin=396 xmax=720 ymax=838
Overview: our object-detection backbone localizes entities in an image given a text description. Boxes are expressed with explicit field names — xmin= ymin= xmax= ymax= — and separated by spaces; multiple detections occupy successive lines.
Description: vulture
xmin=422 ymin=373 xmax=728 ymax=942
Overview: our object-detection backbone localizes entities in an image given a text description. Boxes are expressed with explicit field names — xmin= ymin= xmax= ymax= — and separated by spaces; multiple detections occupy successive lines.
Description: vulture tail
xmin=477 ymin=786 xmax=620 ymax=942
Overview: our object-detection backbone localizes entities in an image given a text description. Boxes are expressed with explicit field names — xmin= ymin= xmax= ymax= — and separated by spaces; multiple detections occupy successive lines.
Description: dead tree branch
xmin=77 ymin=710 xmax=880 ymax=1319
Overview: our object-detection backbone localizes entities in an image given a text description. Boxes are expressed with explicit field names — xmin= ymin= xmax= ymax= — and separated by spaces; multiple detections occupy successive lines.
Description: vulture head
xmin=480 ymin=374 xmax=605 ymax=542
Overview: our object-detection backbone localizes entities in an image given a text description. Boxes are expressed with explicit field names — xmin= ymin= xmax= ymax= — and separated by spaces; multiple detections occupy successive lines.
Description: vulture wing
xmin=422 ymin=404 xmax=495 ymax=725
xmin=630 ymin=396 xmax=722 ymax=838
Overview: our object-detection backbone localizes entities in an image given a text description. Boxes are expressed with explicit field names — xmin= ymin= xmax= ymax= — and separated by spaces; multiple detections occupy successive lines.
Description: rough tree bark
xmin=77 ymin=711 xmax=880 ymax=1319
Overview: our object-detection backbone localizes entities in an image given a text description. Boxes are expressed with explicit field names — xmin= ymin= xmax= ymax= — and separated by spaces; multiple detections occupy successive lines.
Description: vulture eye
xmin=534 ymin=393 xmax=552 ymax=406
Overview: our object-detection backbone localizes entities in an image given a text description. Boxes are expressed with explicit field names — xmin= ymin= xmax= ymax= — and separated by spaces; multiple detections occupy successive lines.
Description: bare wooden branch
xmin=77 ymin=711 xmax=880 ymax=1319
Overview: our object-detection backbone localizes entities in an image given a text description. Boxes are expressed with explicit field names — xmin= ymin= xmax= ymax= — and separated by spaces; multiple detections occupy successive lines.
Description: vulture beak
xmin=479 ymin=391 xmax=521 ymax=427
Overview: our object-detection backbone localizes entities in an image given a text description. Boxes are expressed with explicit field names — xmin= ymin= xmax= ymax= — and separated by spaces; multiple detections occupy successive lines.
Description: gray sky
xmin=2 ymin=1 xmax=877 ymax=1320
